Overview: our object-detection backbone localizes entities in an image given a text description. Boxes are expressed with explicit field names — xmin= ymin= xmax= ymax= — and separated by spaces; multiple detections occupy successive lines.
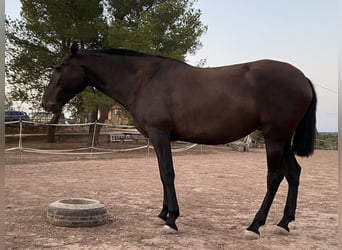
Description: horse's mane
xmin=83 ymin=48 xmax=185 ymax=64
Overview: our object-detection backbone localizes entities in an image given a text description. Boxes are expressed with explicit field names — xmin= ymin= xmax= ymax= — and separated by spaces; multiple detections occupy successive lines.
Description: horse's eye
xmin=55 ymin=66 xmax=62 ymax=72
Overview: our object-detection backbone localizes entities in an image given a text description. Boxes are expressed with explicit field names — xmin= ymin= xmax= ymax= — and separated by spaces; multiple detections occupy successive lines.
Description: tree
xmin=6 ymin=0 xmax=107 ymax=142
xmin=6 ymin=0 xmax=207 ymax=144
xmin=106 ymin=0 xmax=205 ymax=59
xmin=6 ymin=0 xmax=107 ymax=106
xmin=89 ymin=0 xmax=207 ymax=145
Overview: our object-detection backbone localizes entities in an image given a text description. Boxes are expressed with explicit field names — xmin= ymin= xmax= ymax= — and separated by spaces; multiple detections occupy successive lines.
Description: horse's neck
xmin=82 ymin=55 xmax=144 ymax=111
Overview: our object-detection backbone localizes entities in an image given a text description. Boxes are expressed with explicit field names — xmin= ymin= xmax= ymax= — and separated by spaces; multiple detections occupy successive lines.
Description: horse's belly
xmin=171 ymin=118 xmax=258 ymax=145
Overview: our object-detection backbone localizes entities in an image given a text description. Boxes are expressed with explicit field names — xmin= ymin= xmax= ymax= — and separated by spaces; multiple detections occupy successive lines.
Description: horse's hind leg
xmin=277 ymin=145 xmax=301 ymax=232
xmin=246 ymin=138 xmax=286 ymax=238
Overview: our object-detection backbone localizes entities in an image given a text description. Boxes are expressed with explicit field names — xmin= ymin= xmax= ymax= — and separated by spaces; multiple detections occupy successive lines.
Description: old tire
xmin=47 ymin=198 xmax=108 ymax=227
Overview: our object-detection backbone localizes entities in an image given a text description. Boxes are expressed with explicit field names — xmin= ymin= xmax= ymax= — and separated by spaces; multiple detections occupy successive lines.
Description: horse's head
xmin=42 ymin=42 xmax=87 ymax=113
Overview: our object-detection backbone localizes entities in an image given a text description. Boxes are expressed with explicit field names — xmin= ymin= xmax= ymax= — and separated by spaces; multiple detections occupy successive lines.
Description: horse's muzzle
xmin=41 ymin=101 xmax=61 ymax=114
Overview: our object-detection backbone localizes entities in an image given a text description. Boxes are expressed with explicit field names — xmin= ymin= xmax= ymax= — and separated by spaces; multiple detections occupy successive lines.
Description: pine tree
xmin=6 ymin=0 xmax=207 ymax=144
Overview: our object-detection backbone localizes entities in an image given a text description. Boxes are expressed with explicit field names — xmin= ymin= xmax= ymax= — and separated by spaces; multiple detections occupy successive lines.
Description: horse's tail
xmin=292 ymin=78 xmax=317 ymax=157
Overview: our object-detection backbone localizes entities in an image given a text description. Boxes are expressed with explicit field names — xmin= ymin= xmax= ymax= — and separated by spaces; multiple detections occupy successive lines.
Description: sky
xmin=5 ymin=0 xmax=338 ymax=131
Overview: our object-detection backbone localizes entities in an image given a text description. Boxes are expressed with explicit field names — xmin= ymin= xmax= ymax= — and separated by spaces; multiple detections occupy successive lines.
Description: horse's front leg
xmin=148 ymin=128 xmax=180 ymax=232
xmin=158 ymin=182 xmax=168 ymax=222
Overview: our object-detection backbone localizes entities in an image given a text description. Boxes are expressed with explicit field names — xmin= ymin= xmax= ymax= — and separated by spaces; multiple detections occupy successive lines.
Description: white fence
xmin=5 ymin=120 xmax=198 ymax=156
xmin=6 ymin=121 xmax=335 ymax=157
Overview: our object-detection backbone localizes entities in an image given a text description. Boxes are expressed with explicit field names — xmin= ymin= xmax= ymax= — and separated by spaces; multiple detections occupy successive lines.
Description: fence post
xmin=147 ymin=139 xmax=150 ymax=157
xmin=19 ymin=120 xmax=24 ymax=163
xmin=91 ymin=120 xmax=97 ymax=151
xmin=18 ymin=120 xmax=23 ymax=151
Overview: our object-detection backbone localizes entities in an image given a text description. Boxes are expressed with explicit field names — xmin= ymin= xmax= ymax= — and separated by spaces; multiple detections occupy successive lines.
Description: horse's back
xmin=134 ymin=59 xmax=313 ymax=144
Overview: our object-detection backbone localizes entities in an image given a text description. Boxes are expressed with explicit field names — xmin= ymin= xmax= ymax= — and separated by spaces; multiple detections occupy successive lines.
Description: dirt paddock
xmin=5 ymin=145 xmax=338 ymax=249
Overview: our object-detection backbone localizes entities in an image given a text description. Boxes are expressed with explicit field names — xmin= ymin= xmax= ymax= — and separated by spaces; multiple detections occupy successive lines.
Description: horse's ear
xmin=70 ymin=41 xmax=79 ymax=55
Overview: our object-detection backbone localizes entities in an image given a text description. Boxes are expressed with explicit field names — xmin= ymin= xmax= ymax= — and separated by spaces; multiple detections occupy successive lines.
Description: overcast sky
xmin=6 ymin=0 xmax=338 ymax=131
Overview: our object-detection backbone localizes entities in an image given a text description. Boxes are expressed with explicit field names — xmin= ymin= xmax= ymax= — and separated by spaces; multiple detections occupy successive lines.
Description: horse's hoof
xmin=153 ymin=217 xmax=167 ymax=226
xmin=244 ymin=230 xmax=260 ymax=240
xmin=274 ymin=225 xmax=290 ymax=235
xmin=161 ymin=225 xmax=178 ymax=234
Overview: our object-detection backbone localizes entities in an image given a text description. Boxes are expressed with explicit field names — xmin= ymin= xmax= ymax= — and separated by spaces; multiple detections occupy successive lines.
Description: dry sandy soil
xmin=5 ymin=144 xmax=338 ymax=249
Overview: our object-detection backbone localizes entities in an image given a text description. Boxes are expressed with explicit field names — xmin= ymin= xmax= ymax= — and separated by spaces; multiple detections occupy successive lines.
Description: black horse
xmin=42 ymin=42 xmax=316 ymax=238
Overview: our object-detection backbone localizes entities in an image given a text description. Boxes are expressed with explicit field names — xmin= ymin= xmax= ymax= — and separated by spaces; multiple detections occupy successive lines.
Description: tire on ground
xmin=47 ymin=198 xmax=108 ymax=227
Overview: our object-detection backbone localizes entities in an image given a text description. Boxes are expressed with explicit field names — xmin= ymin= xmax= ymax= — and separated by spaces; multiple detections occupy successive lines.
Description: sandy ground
xmin=5 ymin=145 xmax=338 ymax=249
